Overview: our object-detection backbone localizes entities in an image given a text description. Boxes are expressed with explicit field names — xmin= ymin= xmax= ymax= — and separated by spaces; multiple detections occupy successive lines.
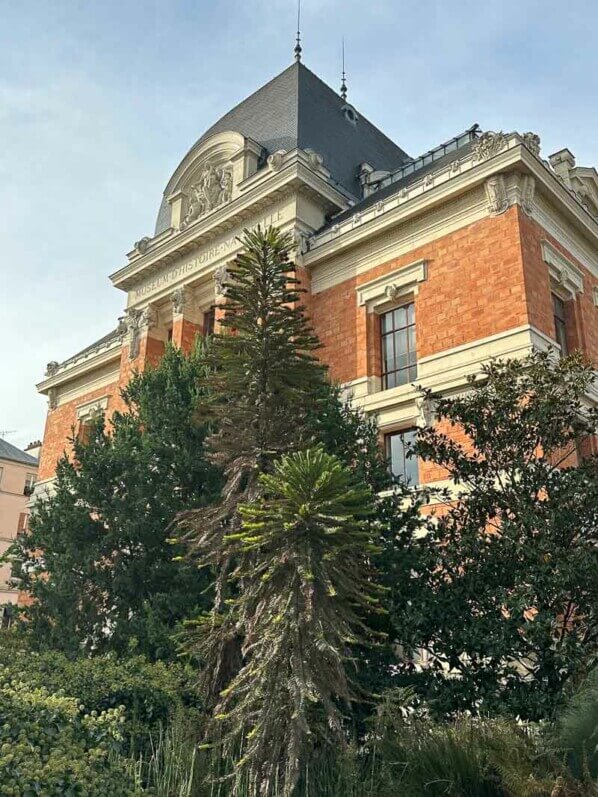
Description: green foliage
xmin=178 ymin=227 xmax=328 ymax=703
xmin=0 ymin=664 xmax=138 ymax=796
xmin=9 ymin=342 xmax=221 ymax=660
xmin=179 ymin=225 xmax=326 ymax=557
xmin=127 ymin=713 xmax=201 ymax=797
xmin=206 ymin=448 xmax=383 ymax=796
xmin=394 ymin=351 xmax=598 ymax=719
xmin=554 ymin=668 xmax=598 ymax=780
xmin=0 ymin=632 xmax=199 ymax=757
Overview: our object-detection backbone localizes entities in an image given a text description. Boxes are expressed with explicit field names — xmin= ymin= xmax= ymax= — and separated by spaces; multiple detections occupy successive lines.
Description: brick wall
xmin=310 ymin=207 xmax=528 ymax=384
xmin=519 ymin=212 xmax=598 ymax=362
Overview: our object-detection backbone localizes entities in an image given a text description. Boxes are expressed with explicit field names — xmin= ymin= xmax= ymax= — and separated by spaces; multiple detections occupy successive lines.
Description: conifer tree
xmin=212 ymin=448 xmax=383 ymax=797
xmin=179 ymin=226 xmax=327 ymax=696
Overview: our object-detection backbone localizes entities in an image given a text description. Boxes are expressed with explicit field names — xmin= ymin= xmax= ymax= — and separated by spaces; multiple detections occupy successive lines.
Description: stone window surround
xmin=76 ymin=396 xmax=109 ymax=423
xmin=356 ymin=259 xmax=427 ymax=313
xmin=541 ymin=239 xmax=584 ymax=301
xmin=354 ymin=259 xmax=427 ymax=396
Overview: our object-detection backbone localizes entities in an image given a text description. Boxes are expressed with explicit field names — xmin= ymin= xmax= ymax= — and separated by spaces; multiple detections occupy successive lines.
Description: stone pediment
xmin=549 ymin=149 xmax=598 ymax=221
xmin=164 ymin=130 xmax=264 ymax=231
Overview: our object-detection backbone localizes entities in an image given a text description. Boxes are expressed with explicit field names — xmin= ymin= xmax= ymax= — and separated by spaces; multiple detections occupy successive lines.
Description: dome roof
xmin=154 ymin=62 xmax=410 ymax=234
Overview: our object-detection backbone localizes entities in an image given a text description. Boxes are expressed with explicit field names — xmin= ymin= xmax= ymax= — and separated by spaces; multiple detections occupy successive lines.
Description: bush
xmin=0 ymin=633 xmax=201 ymax=755
xmin=0 ymin=665 xmax=138 ymax=796
xmin=555 ymin=669 xmax=598 ymax=781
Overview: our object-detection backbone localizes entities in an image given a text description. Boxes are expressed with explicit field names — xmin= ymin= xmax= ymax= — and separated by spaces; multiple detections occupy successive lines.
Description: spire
xmin=294 ymin=0 xmax=302 ymax=62
xmin=340 ymin=37 xmax=347 ymax=100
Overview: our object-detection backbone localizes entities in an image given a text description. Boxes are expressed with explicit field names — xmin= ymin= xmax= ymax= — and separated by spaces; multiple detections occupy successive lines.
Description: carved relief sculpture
xmin=472 ymin=131 xmax=508 ymax=162
xmin=180 ymin=161 xmax=233 ymax=230
xmin=45 ymin=361 xmax=59 ymax=377
xmin=522 ymin=132 xmax=541 ymax=157
xmin=124 ymin=305 xmax=158 ymax=360
xmin=484 ymin=175 xmax=509 ymax=215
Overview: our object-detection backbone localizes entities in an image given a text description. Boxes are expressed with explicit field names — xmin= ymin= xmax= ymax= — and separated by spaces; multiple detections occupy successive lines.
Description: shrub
xmin=0 ymin=633 xmax=201 ymax=755
xmin=0 ymin=665 xmax=138 ymax=796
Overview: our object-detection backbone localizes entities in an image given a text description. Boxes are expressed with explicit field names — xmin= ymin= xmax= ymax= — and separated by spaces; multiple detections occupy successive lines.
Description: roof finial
xmin=294 ymin=0 xmax=302 ymax=62
xmin=340 ymin=37 xmax=347 ymax=100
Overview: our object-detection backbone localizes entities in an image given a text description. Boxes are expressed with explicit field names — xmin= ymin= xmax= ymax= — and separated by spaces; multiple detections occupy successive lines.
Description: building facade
xmin=0 ymin=439 xmax=38 ymax=607
xmin=35 ymin=61 xmax=598 ymax=494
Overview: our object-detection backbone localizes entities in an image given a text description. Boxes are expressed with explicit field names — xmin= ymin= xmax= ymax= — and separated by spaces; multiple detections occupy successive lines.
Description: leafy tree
xmin=10 ymin=342 xmax=221 ymax=660
xmin=208 ymin=448 xmax=384 ymax=796
xmin=394 ymin=351 xmax=598 ymax=719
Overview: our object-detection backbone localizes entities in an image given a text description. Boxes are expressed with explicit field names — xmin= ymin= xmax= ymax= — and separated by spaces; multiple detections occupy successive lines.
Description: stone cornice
xmin=37 ymin=337 xmax=122 ymax=395
xmin=304 ymin=133 xmax=598 ymax=271
xmin=110 ymin=150 xmax=350 ymax=293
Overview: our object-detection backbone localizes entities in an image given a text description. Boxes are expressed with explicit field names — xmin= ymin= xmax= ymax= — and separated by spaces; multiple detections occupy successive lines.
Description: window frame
xmin=202 ymin=307 xmax=216 ymax=337
xmin=552 ymin=292 xmax=569 ymax=357
xmin=23 ymin=473 xmax=36 ymax=497
xmin=385 ymin=427 xmax=419 ymax=486
xmin=379 ymin=301 xmax=417 ymax=390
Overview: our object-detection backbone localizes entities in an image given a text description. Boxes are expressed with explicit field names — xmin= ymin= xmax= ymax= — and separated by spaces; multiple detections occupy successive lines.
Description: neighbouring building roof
xmin=155 ymin=61 xmax=411 ymax=234
xmin=0 ymin=438 xmax=38 ymax=467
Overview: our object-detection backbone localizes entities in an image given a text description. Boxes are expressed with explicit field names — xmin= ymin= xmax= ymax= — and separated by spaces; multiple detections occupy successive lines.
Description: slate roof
xmin=155 ymin=62 xmax=410 ymax=234
xmin=0 ymin=438 xmax=38 ymax=467
xmin=321 ymin=127 xmax=479 ymax=231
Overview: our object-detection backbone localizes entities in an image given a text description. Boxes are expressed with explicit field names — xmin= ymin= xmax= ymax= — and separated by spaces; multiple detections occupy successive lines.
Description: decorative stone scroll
xmin=180 ymin=161 xmax=233 ymax=230
xmin=415 ymin=394 xmax=436 ymax=428
xmin=484 ymin=175 xmax=509 ymax=215
xmin=267 ymin=150 xmax=287 ymax=171
xmin=472 ymin=131 xmax=508 ymax=162
xmin=520 ymin=175 xmax=536 ymax=215
xmin=171 ymin=287 xmax=187 ymax=315
xmin=134 ymin=236 xmax=151 ymax=255
xmin=214 ymin=264 xmax=229 ymax=296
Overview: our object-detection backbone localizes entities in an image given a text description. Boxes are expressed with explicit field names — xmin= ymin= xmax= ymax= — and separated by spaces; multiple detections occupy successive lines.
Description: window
xmin=552 ymin=293 xmax=568 ymax=357
xmin=23 ymin=473 xmax=36 ymax=497
xmin=77 ymin=420 xmax=92 ymax=446
xmin=0 ymin=466 xmax=3 ymax=488
xmin=167 ymin=326 xmax=173 ymax=342
xmin=17 ymin=512 xmax=28 ymax=532
xmin=385 ymin=429 xmax=419 ymax=485
xmin=203 ymin=307 xmax=215 ymax=337
xmin=380 ymin=302 xmax=417 ymax=389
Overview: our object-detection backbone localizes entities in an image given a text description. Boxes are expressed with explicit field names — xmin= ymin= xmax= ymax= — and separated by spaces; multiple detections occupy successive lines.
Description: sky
xmin=1 ymin=0 xmax=597 ymax=450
